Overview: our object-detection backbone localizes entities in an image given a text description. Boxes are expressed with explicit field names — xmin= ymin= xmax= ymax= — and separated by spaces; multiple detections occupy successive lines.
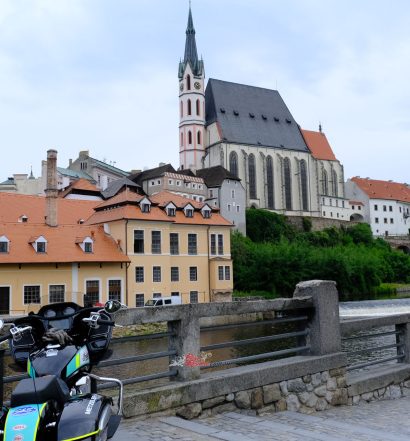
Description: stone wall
xmin=286 ymin=216 xmax=354 ymax=232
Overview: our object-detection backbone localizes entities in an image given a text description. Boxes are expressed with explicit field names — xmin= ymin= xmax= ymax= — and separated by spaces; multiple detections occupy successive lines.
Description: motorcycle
xmin=0 ymin=299 xmax=125 ymax=441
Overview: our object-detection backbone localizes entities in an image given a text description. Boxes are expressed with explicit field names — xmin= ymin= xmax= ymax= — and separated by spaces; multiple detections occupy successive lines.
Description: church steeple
xmin=178 ymin=5 xmax=205 ymax=172
xmin=178 ymin=6 xmax=204 ymax=79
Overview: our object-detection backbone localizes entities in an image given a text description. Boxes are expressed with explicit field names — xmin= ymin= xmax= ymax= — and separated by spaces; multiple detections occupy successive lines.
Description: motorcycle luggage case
xmin=57 ymin=394 xmax=110 ymax=441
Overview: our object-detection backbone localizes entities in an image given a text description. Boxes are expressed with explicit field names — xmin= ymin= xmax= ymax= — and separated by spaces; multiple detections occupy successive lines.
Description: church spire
xmin=179 ymin=6 xmax=203 ymax=79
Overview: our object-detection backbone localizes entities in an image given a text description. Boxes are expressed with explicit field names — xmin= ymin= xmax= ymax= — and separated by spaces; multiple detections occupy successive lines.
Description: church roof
xmin=205 ymin=79 xmax=309 ymax=153
xmin=196 ymin=166 xmax=240 ymax=188
xmin=301 ymin=129 xmax=337 ymax=161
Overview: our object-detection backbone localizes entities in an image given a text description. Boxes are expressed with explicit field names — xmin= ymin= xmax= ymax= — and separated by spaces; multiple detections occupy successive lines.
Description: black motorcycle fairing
xmin=57 ymin=394 xmax=110 ymax=441
xmin=31 ymin=345 xmax=78 ymax=378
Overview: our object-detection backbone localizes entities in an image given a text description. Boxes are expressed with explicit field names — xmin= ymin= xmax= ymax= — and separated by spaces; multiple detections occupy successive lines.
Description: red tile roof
xmin=59 ymin=178 xmax=100 ymax=198
xmin=150 ymin=191 xmax=206 ymax=209
xmin=0 ymin=224 xmax=128 ymax=264
xmin=351 ymin=177 xmax=410 ymax=203
xmin=348 ymin=200 xmax=364 ymax=206
xmin=0 ymin=193 xmax=97 ymax=225
xmin=301 ymin=129 xmax=337 ymax=161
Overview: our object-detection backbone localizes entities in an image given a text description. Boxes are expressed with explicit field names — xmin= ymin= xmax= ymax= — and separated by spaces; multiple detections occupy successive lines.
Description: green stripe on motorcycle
xmin=61 ymin=429 xmax=100 ymax=441
xmin=4 ymin=403 xmax=46 ymax=441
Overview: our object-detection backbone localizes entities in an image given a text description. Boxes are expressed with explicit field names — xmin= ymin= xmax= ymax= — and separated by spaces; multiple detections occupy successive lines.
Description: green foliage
xmin=232 ymin=211 xmax=410 ymax=301
xmin=302 ymin=217 xmax=312 ymax=232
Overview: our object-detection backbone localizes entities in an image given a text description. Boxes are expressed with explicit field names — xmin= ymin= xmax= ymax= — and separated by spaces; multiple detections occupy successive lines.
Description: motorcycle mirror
xmin=0 ymin=319 xmax=3 ymax=330
xmin=104 ymin=300 xmax=122 ymax=314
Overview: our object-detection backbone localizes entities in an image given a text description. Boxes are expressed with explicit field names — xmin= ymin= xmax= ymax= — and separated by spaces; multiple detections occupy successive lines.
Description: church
xmin=178 ymin=7 xmax=347 ymax=219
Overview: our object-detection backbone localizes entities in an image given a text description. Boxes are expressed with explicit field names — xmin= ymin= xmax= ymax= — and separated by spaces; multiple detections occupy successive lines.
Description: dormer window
xmin=168 ymin=208 xmax=176 ymax=217
xmin=30 ymin=236 xmax=47 ymax=253
xmin=0 ymin=236 xmax=9 ymax=253
xmin=76 ymin=236 xmax=94 ymax=253
xmin=139 ymin=197 xmax=151 ymax=213
xmin=19 ymin=215 xmax=28 ymax=223
xmin=201 ymin=205 xmax=212 ymax=219
xmin=184 ymin=204 xmax=195 ymax=218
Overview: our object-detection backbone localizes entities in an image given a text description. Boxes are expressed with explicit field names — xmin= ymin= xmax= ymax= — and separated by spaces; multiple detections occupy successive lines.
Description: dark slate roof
xmin=177 ymin=169 xmax=196 ymax=177
xmin=101 ymin=177 xmax=141 ymax=199
xmin=58 ymin=167 xmax=94 ymax=181
xmin=0 ymin=177 xmax=15 ymax=185
xmin=205 ymin=79 xmax=309 ymax=152
xmin=129 ymin=164 xmax=176 ymax=186
xmin=196 ymin=166 xmax=240 ymax=188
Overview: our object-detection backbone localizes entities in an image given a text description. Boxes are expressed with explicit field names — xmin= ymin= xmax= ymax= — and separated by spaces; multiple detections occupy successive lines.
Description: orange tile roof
xmin=301 ymin=129 xmax=337 ymax=161
xmin=150 ymin=191 xmax=205 ymax=209
xmin=0 ymin=193 xmax=97 ymax=225
xmin=96 ymin=189 xmax=144 ymax=209
xmin=349 ymin=200 xmax=364 ymax=206
xmin=59 ymin=178 xmax=100 ymax=197
xmin=351 ymin=177 xmax=410 ymax=203
xmin=0 ymin=223 xmax=129 ymax=264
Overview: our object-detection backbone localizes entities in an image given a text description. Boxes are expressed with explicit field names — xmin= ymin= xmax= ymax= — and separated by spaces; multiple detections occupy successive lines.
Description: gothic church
xmin=178 ymin=7 xmax=345 ymax=217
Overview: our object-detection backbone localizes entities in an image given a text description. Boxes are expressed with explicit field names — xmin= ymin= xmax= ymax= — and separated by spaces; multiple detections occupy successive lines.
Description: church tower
xmin=178 ymin=6 xmax=205 ymax=171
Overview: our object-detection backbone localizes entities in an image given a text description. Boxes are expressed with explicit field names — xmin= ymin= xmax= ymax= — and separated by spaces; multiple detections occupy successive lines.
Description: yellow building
xmin=86 ymin=190 xmax=233 ymax=306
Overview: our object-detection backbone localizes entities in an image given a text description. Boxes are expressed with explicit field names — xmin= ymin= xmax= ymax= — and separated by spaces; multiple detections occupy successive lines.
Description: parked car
xmin=145 ymin=296 xmax=182 ymax=307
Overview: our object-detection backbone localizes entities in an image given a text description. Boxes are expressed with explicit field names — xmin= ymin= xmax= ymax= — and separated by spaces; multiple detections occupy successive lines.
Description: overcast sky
xmin=1 ymin=0 xmax=409 ymax=183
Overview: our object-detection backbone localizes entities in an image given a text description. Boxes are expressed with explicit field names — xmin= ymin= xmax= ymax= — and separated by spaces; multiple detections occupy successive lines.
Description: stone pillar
xmin=168 ymin=312 xmax=201 ymax=381
xmin=293 ymin=280 xmax=341 ymax=356
xmin=396 ymin=323 xmax=410 ymax=363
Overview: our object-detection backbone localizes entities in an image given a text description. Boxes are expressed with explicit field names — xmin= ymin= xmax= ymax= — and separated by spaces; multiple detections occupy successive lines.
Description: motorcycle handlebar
xmin=0 ymin=332 xmax=12 ymax=344
xmin=97 ymin=318 xmax=116 ymax=327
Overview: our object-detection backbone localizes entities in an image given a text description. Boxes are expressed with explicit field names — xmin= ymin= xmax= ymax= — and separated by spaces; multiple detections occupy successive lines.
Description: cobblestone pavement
xmin=114 ymin=395 xmax=410 ymax=440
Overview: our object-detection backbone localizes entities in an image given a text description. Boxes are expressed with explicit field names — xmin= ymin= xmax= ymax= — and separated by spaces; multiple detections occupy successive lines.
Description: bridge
xmin=382 ymin=235 xmax=410 ymax=253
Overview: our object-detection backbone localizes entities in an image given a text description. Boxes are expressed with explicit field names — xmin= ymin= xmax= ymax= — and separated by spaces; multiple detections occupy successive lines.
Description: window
xmin=188 ymin=234 xmax=197 ymax=255
xmin=0 ymin=238 xmax=9 ymax=253
xmin=358 ymin=205 xmax=362 ymax=210
xmin=135 ymin=266 xmax=144 ymax=283
xmin=171 ymin=292 xmax=180 ymax=298
xmin=153 ymin=266 xmax=161 ymax=282
xmin=135 ymin=294 xmax=144 ymax=307
xmin=141 ymin=203 xmax=150 ymax=213
xmin=180 ymin=101 xmax=183 ymax=118
xmin=225 ymin=266 xmax=231 ymax=280
xmin=227 ymin=204 xmax=231 ymax=212
xmin=332 ymin=170 xmax=338 ymax=197
xmin=322 ymin=169 xmax=328 ymax=196
xmin=196 ymin=99 xmax=200 ymax=116
xmin=389 ymin=206 xmax=393 ymax=212
xmin=180 ymin=133 xmax=183 ymax=147
xmin=153 ymin=293 xmax=162 ymax=299
xmin=86 ymin=280 xmax=100 ymax=305
xmin=374 ymin=204 xmax=378 ymax=211
xmin=209 ymin=189 xmax=214 ymax=198
xmin=300 ymin=160 xmax=308 ymax=211
xmin=188 ymin=131 xmax=192 ymax=144
xmin=218 ymin=234 xmax=224 ymax=255
xmin=176 ymin=180 xmax=181 ymax=186
xmin=383 ymin=205 xmax=387 ymax=212
xmin=202 ymin=209 xmax=211 ymax=219
xmin=134 ymin=230 xmax=144 ymax=253
xmin=229 ymin=151 xmax=238 ymax=177
xmin=390 ymin=218 xmax=394 ymax=224
xmin=231 ymin=190 xmax=235 ymax=198
xmin=170 ymin=233 xmax=179 ymax=255
xmin=218 ymin=266 xmax=224 ymax=281
xmin=151 ymin=231 xmax=161 ymax=254
xmin=190 ymin=291 xmax=198 ymax=304
xmin=210 ymin=234 xmax=216 ymax=255
xmin=185 ymin=208 xmax=194 ymax=218
xmin=384 ymin=218 xmax=388 ymax=224
xmin=49 ymin=285 xmax=65 ymax=303
xmin=186 ymin=74 xmax=191 ymax=90
xmin=171 ymin=267 xmax=179 ymax=282
xmin=84 ymin=242 xmax=93 ymax=253
xmin=24 ymin=286 xmax=41 ymax=304
xmin=187 ymin=99 xmax=192 ymax=116
xmin=266 ymin=156 xmax=274 ymax=209
xmin=283 ymin=157 xmax=292 ymax=210
xmin=36 ymin=240 xmax=46 ymax=253
xmin=248 ymin=154 xmax=257 ymax=199
xmin=167 ymin=207 xmax=176 ymax=216
xmin=330 ymin=199 xmax=333 ymax=206
xmin=342 ymin=201 xmax=345 ymax=208
xmin=197 ymin=130 xmax=201 ymax=145
xmin=375 ymin=218 xmax=379 ymax=224
xmin=189 ymin=266 xmax=197 ymax=281
xmin=236 ymin=205 xmax=240 ymax=213
xmin=108 ymin=280 xmax=121 ymax=302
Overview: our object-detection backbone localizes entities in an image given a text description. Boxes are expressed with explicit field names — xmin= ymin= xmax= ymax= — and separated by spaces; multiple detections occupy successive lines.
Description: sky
xmin=0 ymin=0 xmax=409 ymax=183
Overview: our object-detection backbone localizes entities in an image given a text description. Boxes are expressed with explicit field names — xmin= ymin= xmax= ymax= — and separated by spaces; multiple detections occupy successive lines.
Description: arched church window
xmin=322 ymin=169 xmax=328 ymax=196
xmin=180 ymin=132 xmax=183 ymax=147
xmin=187 ymin=75 xmax=191 ymax=90
xmin=332 ymin=170 xmax=338 ymax=197
xmin=266 ymin=156 xmax=274 ymax=209
xmin=249 ymin=154 xmax=257 ymax=199
xmin=229 ymin=152 xmax=238 ymax=177
xmin=188 ymin=131 xmax=192 ymax=144
xmin=197 ymin=130 xmax=201 ymax=145
xmin=284 ymin=157 xmax=292 ymax=210
xmin=220 ymin=149 xmax=224 ymax=166
xmin=187 ymin=99 xmax=192 ymax=116
xmin=300 ymin=160 xmax=308 ymax=211
xmin=180 ymin=101 xmax=183 ymax=118
xmin=196 ymin=99 xmax=200 ymax=116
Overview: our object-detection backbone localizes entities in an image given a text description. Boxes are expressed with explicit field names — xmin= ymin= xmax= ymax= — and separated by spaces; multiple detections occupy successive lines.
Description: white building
xmin=345 ymin=177 xmax=410 ymax=236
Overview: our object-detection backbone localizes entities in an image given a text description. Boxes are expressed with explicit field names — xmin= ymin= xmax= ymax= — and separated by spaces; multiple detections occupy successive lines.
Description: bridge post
xmin=396 ymin=323 xmax=410 ymax=363
xmin=293 ymin=280 xmax=341 ymax=356
xmin=168 ymin=310 xmax=201 ymax=381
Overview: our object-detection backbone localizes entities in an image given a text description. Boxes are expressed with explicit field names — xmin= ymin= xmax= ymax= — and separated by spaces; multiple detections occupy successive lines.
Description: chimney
xmin=45 ymin=149 xmax=58 ymax=227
